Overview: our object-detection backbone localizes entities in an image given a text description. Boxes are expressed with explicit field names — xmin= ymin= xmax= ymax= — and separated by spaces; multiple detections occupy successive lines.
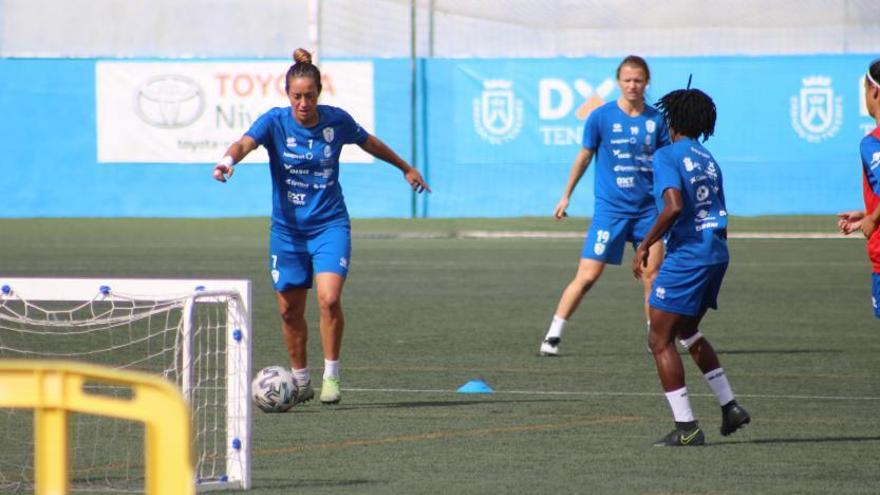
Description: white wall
xmin=2 ymin=0 xmax=878 ymax=58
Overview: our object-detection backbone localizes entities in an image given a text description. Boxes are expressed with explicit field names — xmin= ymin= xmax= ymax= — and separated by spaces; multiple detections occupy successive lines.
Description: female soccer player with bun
xmin=540 ymin=55 xmax=670 ymax=356
xmin=632 ymin=86 xmax=749 ymax=446
xmin=837 ymin=58 xmax=880 ymax=318
xmin=213 ymin=48 xmax=430 ymax=405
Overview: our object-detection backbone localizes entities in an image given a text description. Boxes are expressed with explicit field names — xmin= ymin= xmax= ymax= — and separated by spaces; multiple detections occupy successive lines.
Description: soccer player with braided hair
xmin=837 ymin=58 xmax=880 ymax=318
xmin=214 ymin=48 xmax=430 ymax=406
xmin=632 ymin=86 xmax=750 ymax=446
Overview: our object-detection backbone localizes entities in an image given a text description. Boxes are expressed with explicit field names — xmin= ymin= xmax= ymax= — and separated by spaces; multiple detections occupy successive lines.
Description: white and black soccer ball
xmin=251 ymin=365 xmax=297 ymax=413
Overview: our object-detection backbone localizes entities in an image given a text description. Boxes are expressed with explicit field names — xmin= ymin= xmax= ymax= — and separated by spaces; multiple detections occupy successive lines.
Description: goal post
xmin=0 ymin=277 xmax=253 ymax=492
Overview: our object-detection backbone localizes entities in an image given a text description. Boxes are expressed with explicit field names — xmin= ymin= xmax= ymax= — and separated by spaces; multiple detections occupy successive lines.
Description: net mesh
xmin=0 ymin=290 xmax=234 ymax=493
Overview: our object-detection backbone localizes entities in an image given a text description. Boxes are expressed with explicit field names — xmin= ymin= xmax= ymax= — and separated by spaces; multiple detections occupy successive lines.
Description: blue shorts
xmin=872 ymin=273 xmax=880 ymax=319
xmin=649 ymin=262 xmax=728 ymax=317
xmin=581 ymin=214 xmax=655 ymax=265
xmin=269 ymin=223 xmax=351 ymax=291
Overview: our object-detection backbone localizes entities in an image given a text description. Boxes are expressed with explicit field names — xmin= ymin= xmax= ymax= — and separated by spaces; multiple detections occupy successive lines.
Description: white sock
xmin=545 ymin=315 xmax=567 ymax=340
xmin=664 ymin=387 xmax=695 ymax=422
xmin=291 ymin=367 xmax=311 ymax=387
xmin=323 ymin=359 xmax=340 ymax=380
xmin=704 ymin=368 xmax=735 ymax=406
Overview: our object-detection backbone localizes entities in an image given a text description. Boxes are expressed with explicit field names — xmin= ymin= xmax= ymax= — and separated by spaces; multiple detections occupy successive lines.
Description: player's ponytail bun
xmin=293 ymin=48 xmax=313 ymax=65
xmin=286 ymin=48 xmax=322 ymax=94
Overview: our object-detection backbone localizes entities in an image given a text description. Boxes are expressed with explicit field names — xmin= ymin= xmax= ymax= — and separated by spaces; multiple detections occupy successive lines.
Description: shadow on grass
xmin=255 ymin=477 xmax=385 ymax=490
xmin=717 ymin=349 xmax=844 ymax=355
xmin=327 ymin=398 xmax=582 ymax=411
xmin=716 ymin=435 xmax=880 ymax=446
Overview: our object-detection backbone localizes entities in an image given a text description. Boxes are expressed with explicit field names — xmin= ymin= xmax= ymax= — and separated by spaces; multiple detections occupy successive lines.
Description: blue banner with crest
xmin=0 ymin=55 xmax=876 ymax=218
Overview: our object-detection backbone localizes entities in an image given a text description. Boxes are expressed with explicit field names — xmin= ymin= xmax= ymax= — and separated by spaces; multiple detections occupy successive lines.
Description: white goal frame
xmin=0 ymin=277 xmax=252 ymax=491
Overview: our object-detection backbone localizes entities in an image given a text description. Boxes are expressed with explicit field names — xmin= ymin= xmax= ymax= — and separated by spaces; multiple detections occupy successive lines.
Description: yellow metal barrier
xmin=0 ymin=360 xmax=195 ymax=495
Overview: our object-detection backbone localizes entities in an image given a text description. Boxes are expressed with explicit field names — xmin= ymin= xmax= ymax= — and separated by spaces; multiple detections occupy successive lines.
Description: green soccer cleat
xmin=320 ymin=377 xmax=341 ymax=404
xmin=653 ymin=425 xmax=705 ymax=447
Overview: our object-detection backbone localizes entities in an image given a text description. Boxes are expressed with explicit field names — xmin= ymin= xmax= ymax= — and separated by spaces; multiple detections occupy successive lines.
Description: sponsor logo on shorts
xmin=271 ymin=269 xmax=280 ymax=284
xmin=655 ymin=286 xmax=666 ymax=300
xmin=339 ymin=257 xmax=349 ymax=269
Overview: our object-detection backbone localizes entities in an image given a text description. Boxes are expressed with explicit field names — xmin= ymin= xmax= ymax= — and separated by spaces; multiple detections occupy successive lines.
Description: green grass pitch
xmin=1 ymin=218 xmax=878 ymax=494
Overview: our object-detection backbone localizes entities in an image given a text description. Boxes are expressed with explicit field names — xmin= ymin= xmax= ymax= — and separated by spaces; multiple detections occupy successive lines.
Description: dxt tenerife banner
xmin=96 ymin=61 xmax=374 ymax=164
xmin=423 ymin=55 xmax=875 ymax=217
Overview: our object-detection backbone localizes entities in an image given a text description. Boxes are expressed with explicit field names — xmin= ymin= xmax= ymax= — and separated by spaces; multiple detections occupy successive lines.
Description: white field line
xmin=344 ymin=387 xmax=880 ymax=401
xmin=354 ymin=231 xmax=858 ymax=240
xmin=458 ymin=231 xmax=856 ymax=240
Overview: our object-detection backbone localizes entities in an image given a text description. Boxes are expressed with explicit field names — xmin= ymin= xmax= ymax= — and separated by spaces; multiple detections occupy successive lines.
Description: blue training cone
xmin=457 ymin=379 xmax=494 ymax=394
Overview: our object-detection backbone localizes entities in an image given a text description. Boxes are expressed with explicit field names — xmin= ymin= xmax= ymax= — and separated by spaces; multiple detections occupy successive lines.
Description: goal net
xmin=0 ymin=278 xmax=252 ymax=492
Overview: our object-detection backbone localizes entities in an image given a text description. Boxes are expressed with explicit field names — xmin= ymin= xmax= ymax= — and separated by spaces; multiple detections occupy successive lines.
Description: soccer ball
xmin=251 ymin=365 xmax=298 ymax=413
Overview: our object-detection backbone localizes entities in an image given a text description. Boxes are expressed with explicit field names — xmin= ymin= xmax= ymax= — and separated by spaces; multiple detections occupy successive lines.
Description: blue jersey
xmin=582 ymin=101 xmax=670 ymax=218
xmin=246 ymin=105 xmax=369 ymax=233
xmin=653 ymin=138 xmax=729 ymax=266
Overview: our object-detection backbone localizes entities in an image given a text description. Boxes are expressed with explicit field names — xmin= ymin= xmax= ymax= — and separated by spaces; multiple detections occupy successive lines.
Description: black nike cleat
xmin=653 ymin=425 xmax=705 ymax=447
xmin=720 ymin=402 xmax=751 ymax=436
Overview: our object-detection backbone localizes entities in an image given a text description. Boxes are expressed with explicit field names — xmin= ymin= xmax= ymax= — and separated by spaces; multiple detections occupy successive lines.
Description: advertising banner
xmin=96 ymin=61 xmax=374 ymax=164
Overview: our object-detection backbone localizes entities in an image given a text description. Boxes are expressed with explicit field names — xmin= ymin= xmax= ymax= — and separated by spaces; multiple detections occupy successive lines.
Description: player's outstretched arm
xmin=633 ymin=188 xmax=683 ymax=279
xmin=358 ymin=135 xmax=431 ymax=193
xmin=837 ymin=210 xmax=865 ymax=235
xmin=554 ymin=148 xmax=594 ymax=219
xmin=213 ymin=136 xmax=258 ymax=183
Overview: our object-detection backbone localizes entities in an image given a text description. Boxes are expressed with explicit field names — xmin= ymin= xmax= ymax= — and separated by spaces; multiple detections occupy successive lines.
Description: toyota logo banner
xmin=96 ymin=61 xmax=375 ymax=164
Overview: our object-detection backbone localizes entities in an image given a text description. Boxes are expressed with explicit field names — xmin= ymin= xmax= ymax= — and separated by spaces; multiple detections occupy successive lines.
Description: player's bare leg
xmin=640 ymin=241 xmax=664 ymax=328
xmin=315 ymin=272 xmax=345 ymax=403
xmin=678 ymin=309 xmax=751 ymax=436
xmin=276 ymin=288 xmax=310 ymax=368
xmin=540 ymin=258 xmax=606 ymax=355
xmin=276 ymin=288 xmax=314 ymax=404
xmin=649 ymin=307 xmax=704 ymax=446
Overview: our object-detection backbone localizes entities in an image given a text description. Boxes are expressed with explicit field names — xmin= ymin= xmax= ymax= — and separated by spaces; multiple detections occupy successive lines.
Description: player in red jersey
xmin=837 ymin=58 xmax=880 ymax=317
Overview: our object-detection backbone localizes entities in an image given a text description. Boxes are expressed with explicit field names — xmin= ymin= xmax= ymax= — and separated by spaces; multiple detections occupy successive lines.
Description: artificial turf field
xmin=1 ymin=217 xmax=878 ymax=494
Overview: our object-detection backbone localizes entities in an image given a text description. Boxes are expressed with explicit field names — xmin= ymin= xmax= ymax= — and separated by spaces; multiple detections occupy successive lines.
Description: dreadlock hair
xmin=656 ymin=88 xmax=717 ymax=142
xmin=286 ymin=48 xmax=322 ymax=94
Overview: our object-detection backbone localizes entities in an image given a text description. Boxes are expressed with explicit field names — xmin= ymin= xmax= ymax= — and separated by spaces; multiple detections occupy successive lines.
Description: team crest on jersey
xmin=790 ymin=75 xmax=843 ymax=143
xmin=646 ymin=120 xmax=656 ymax=133
xmin=473 ymin=80 xmax=524 ymax=145
xmin=323 ymin=127 xmax=335 ymax=143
